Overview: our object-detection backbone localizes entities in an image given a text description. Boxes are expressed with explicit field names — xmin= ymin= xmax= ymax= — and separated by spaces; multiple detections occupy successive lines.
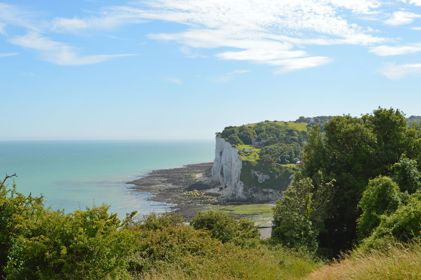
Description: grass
xmin=236 ymin=144 xmax=261 ymax=163
xmin=141 ymin=245 xmax=319 ymax=280
xmin=306 ymin=242 xmax=421 ymax=280
xmin=285 ymin=121 xmax=307 ymax=132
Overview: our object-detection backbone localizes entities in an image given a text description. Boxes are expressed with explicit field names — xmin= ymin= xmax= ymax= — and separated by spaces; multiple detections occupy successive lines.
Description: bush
xmin=190 ymin=211 xmax=260 ymax=248
xmin=357 ymin=176 xmax=401 ymax=239
xmin=359 ymin=191 xmax=421 ymax=251
xmin=131 ymin=214 xmax=221 ymax=275
xmin=0 ymin=181 xmax=44 ymax=278
xmin=4 ymin=206 xmax=136 ymax=280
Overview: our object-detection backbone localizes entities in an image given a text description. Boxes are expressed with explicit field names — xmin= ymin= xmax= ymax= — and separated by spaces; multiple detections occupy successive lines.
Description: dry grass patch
xmin=306 ymin=243 xmax=421 ymax=280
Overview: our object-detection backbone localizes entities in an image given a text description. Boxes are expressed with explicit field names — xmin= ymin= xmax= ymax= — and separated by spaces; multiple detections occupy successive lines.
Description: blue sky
xmin=1 ymin=0 xmax=421 ymax=140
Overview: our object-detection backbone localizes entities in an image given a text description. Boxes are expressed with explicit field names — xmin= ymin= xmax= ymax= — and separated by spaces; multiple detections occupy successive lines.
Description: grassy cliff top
xmin=218 ymin=120 xmax=308 ymax=148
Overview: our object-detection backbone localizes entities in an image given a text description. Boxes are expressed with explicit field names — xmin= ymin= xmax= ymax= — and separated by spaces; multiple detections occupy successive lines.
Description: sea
xmin=0 ymin=140 xmax=214 ymax=217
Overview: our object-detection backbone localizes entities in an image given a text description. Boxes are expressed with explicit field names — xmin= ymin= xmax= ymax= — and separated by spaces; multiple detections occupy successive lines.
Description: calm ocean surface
xmin=0 ymin=141 xmax=214 ymax=217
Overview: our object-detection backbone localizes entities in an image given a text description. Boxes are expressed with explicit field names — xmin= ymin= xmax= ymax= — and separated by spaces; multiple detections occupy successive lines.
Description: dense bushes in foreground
xmin=0 ymin=179 xmax=318 ymax=280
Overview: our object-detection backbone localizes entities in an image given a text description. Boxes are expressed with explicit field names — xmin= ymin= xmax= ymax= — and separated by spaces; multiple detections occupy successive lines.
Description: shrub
xmin=359 ymin=191 xmax=421 ymax=251
xmin=0 ymin=181 xmax=44 ymax=278
xmin=190 ymin=211 xmax=260 ymax=248
xmin=4 ymin=206 xmax=136 ymax=280
xmin=357 ymin=176 xmax=401 ymax=239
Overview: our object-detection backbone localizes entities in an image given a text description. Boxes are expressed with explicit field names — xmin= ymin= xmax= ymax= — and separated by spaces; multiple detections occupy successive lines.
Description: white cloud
xmin=381 ymin=63 xmax=421 ymax=79
xmin=0 ymin=52 xmax=17 ymax=57
xmin=385 ymin=10 xmax=421 ymax=26
xmin=51 ymin=6 xmax=147 ymax=32
xmin=401 ymin=0 xmax=421 ymax=6
xmin=49 ymin=0 xmax=385 ymax=71
xmin=10 ymin=32 xmax=134 ymax=65
xmin=370 ymin=44 xmax=421 ymax=56
xmin=0 ymin=3 xmax=39 ymax=32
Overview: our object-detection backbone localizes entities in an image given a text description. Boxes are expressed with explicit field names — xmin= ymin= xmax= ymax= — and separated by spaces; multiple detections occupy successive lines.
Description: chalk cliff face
xmin=211 ymin=136 xmax=246 ymax=200
xmin=211 ymin=136 xmax=283 ymax=202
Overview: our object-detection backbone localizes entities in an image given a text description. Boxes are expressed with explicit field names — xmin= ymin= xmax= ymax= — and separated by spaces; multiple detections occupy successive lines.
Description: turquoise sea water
xmin=0 ymin=141 xmax=214 ymax=217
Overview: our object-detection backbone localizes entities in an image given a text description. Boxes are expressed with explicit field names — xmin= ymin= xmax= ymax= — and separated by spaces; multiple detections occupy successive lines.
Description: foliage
xmin=392 ymin=155 xmax=421 ymax=194
xmin=220 ymin=121 xmax=307 ymax=147
xmin=236 ymin=144 xmax=260 ymax=163
xmin=260 ymin=143 xmax=301 ymax=165
xmin=240 ymin=161 xmax=294 ymax=190
xmin=0 ymin=181 xmax=44 ymax=279
xmin=190 ymin=211 xmax=260 ymax=248
xmin=359 ymin=191 xmax=421 ymax=251
xmin=357 ymin=176 xmax=401 ymax=239
xmin=5 ymin=207 xmax=136 ymax=280
xmin=272 ymin=176 xmax=334 ymax=254
xmin=302 ymin=108 xmax=421 ymax=255
xmin=130 ymin=214 xmax=221 ymax=275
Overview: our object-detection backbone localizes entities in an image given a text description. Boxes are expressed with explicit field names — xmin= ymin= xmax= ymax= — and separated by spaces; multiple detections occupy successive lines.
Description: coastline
xmin=128 ymin=162 xmax=219 ymax=219
xmin=127 ymin=162 xmax=274 ymax=238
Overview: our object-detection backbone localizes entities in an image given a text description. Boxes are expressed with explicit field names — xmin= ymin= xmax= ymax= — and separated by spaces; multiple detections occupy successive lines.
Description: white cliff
xmin=211 ymin=136 xmax=285 ymax=202
xmin=211 ymin=136 xmax=246 ymax=200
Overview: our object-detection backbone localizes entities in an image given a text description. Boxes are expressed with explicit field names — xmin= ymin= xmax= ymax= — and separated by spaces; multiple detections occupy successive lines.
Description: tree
xmin=302 ymin=108 xmax=421 ymax=256
xmin=357 ymin=177 xmax=401 ymax=239
xmin=272 ymin=176 xmax=334 ymax=253
xmin=392 ymin=155 xmax=421 ymax=194
xmin=304 ymin=115 xmax=377 ymax=255
xmin=364 ymin=108 xmax=408 ymax=175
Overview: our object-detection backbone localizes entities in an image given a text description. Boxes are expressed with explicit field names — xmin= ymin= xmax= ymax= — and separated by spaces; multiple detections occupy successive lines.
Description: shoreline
xmin=127 ymin=162 xmax=274 ymax=238
xmin=128 ymin=162 xmax=219 ymax=219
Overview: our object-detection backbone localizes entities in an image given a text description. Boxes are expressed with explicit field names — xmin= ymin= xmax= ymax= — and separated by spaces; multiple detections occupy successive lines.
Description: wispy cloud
xmin=3 ymin=0 xmax=421 ymax=72
xmin=49 ymin=0 xmax=386 ymax=72
xmin=384 ymin=10 xmax=421 ymax=26
xmin=51 ymin=6 xmax=147 ymax=33
xmin=165 ymin=77 xmax=183 ymax=85
xmin=10 ymin=32 xmax=135 ymax=65
xmin=0 ymin=3 xmax=40 ymax=32
xmin=0 ymin=52 xmax=18 ymax=57
xmin=370 ymin=44 xmax=421 ymax=56
xmin=380 ymin=63 xmax=421 ymax=79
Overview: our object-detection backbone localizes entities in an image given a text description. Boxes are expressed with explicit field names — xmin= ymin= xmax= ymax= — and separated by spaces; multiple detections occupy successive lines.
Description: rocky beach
xmin=128 ymin=162 xmax=274 ymax=237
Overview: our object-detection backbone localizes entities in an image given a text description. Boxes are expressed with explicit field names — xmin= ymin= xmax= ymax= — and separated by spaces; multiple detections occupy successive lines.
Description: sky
xmin=1 ymin=0 xmax=421 ymax=140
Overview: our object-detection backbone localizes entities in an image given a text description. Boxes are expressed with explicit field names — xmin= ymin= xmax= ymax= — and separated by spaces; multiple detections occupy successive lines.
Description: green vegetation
xmin=237 ymin=144 xmax=260 ymax=163
xmin=272 ymin=176 xmax=334 ymax=254
xmin=0 ymin=179 xmax=319 ymax=280
xmin=273 ymin=108 xmax=421 ymax=258
xmin=191 ymin=211 xmax=260 ymax=247
xmin=2 ymin=108 xmax=420 ymax=279
xmin=218 ymin=120 xmax=310 ymax=193
xmin=357 ymin=176 xmax=402 ymax=239
xmin=219 ymin=121 xmax=307 ymax=148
